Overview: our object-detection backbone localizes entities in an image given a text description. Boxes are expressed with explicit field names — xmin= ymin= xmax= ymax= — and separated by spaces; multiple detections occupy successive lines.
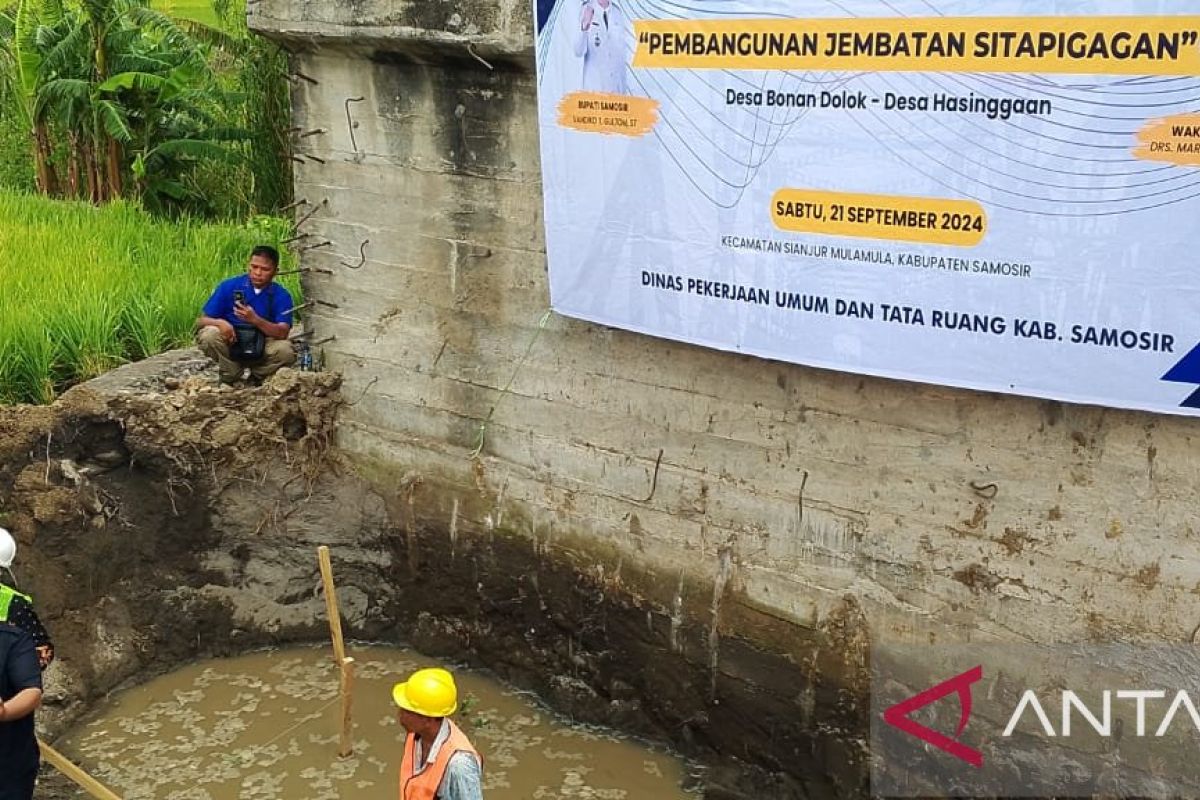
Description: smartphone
xmin=233 ymin=290 xmax=245 ymax=305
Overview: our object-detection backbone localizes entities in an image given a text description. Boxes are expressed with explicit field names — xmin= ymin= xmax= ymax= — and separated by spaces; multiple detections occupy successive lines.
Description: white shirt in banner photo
xmin=574 ymin=0 xmax=630 ymax=95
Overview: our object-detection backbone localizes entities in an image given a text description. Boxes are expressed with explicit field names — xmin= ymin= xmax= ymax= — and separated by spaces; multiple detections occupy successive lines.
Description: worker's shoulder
xmin=270 ymin=282 xmax=294 ymax=303
xmin=446 ymin=749 xmax=482 ymax=772
xmin=441 ymin=750 xmax=484 ymax=800
xmin=0 ymin=581 xmax=29 ymax=599
xmin=0 ymin=622 xmax=33 ymax=646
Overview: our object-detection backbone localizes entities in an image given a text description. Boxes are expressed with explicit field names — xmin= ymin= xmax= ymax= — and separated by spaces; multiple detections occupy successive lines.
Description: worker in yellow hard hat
xmin=393 ymin=667 xmax=483 ymax=800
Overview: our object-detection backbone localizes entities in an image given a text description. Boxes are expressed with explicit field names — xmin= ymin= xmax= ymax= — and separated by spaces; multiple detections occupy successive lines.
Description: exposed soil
xmin=3 ymin=350 xmax=865 ymax=800
xmin=1 ymin=352 xmax=393 ymax=798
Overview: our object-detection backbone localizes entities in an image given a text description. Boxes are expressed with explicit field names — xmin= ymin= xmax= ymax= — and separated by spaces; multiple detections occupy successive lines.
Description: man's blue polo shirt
xmin=202 ymin=275 xmax=294 ymax=329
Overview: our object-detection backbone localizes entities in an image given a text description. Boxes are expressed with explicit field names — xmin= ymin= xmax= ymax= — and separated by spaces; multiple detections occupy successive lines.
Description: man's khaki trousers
xmin=196 ymin=326 xmax=296 ymax=383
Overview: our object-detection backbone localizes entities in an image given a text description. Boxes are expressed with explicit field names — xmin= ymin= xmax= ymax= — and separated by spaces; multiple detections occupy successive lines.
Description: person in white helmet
xmin=0 ymin=529 xmax=53 ymax=670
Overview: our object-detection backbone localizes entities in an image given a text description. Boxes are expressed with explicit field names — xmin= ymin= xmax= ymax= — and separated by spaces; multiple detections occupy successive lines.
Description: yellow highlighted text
xmin=1134 ymin=114 xmax=1200 ymax=166
xmin=557 ymin=92 xmax=660 ymax=137
xmin=771 ymin=189 xmax=987 ymax=247
xmin=633 ymin=16 xmax=1200 ymax=76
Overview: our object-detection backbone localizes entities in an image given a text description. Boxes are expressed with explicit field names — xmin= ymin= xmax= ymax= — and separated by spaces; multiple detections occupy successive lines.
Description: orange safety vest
xmin=399 ymin=719 xmax=480 ymax=800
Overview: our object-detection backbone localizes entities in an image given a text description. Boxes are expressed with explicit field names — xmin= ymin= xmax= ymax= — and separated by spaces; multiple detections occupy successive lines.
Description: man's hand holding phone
xmin=233 ymin=290 xmax=259 ymax=326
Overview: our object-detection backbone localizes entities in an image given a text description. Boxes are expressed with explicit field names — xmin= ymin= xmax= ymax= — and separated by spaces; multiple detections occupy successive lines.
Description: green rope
xmin=469 ymin=309 xmax=553 ymax=459
xmin=220 ymin=693 xmax=344 ymax=767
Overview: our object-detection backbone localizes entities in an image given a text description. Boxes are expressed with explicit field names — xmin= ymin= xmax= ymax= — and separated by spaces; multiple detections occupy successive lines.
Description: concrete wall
xmin=252 ymin=0 xmax=1200 ymax=792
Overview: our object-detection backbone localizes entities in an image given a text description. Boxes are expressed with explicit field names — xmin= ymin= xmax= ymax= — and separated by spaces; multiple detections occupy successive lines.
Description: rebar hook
xmin=341 ymin=239 xmax=369 ymax=270
xmin=344 ymin=96 xmax=366 ymax=159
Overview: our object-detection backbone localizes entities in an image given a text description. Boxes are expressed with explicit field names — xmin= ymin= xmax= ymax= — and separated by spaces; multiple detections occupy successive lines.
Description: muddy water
xmin=57 ymin=646 xmax=696 ymax=800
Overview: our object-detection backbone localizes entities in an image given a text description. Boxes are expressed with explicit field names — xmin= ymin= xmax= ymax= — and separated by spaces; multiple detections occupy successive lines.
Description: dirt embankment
xmin=3 ymin=351 xmax=863 ymax=800
xmin=0 ymin=352 xmax=393 ymax=733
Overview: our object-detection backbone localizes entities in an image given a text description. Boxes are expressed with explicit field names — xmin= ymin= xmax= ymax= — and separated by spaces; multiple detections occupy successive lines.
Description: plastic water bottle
xmin=298 ymin=343 xmax=313 ymax=372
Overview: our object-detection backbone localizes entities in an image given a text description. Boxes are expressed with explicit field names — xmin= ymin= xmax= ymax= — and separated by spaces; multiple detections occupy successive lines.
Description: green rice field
xmin=0 ymin=192 xmax=299 ymax=404
xmin=152 ymin=0 xmax=219 ymax=26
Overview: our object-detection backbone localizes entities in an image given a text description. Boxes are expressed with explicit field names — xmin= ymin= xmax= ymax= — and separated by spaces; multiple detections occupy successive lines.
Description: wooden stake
xmin=338 ymin=656 xmax=356 ymax=758
xmin=317 ymin=545 xmax=346 ymax=665
xmin=318 ymin=547 xmax=355 ymax=758
xmin=38 ymin=739 xmax=123 ymax=800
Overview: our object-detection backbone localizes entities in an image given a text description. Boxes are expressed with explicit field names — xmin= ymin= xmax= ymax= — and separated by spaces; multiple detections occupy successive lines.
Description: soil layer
xmin=2 ymin=351 xmax=865 ymax=799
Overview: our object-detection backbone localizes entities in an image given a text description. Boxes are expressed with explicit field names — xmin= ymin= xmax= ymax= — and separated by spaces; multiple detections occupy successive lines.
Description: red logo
xmin=882 ymin=665 xmax=983 ymax=767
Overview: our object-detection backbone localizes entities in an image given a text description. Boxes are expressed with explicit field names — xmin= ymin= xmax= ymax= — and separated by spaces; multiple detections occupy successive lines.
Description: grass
xmin=0 ymin=191 xmax=300 ymax=404
xmin=152 ymin=0 xmax=220 ymax=27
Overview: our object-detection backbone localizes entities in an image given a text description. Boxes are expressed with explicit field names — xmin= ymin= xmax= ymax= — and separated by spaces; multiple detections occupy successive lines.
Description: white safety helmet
xmin=0 ymin=527 xmax=15 ymax=568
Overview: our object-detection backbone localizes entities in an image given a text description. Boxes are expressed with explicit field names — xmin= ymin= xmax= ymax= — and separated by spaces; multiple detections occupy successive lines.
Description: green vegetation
xmin=0 ymin=0 xmax=299 ymax=405
xmin=0 ymin=0 xmax=292 ymax=218
xmin=0 ymin=190 xmax=300 ymax=404
xmin=152 ymin=0 xmax=216 ymax=26
xmin=0 ymin=104 xmax=33 ymax=191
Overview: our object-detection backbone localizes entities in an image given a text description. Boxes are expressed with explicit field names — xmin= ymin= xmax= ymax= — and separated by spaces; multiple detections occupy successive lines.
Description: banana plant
xmin=31 ymin=0 xmax=238 ymax=205
xmin=114 ymin=63 xmax=248 ymax=214
xmin=4 ymin=0 xmax=282 ymax=215
xmin=0 ymin=0 xmax=64 ymax=194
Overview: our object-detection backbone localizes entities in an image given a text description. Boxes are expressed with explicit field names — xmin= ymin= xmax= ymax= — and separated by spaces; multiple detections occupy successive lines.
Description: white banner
xmin=533 ymin=0 xmax=1200 ymax=415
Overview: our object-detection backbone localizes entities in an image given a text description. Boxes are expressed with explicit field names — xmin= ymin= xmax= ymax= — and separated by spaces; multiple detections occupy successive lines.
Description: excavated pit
xmin=54 ymin=645 xmax=701 ymax=799
xmin=1 ymin=351 xmax=864 ymax=800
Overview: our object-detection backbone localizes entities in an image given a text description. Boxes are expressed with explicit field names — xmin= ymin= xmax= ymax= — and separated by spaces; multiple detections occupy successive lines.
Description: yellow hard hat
xmin=392 ymin=668 xmax=458 ymax=717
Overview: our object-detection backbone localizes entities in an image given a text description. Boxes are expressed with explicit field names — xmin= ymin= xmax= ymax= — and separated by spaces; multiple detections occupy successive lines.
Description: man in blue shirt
xmin=196 ymin=245 xmax=296 ymax=386
xmin=0 ymin=624 xmax=43 ymax=800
